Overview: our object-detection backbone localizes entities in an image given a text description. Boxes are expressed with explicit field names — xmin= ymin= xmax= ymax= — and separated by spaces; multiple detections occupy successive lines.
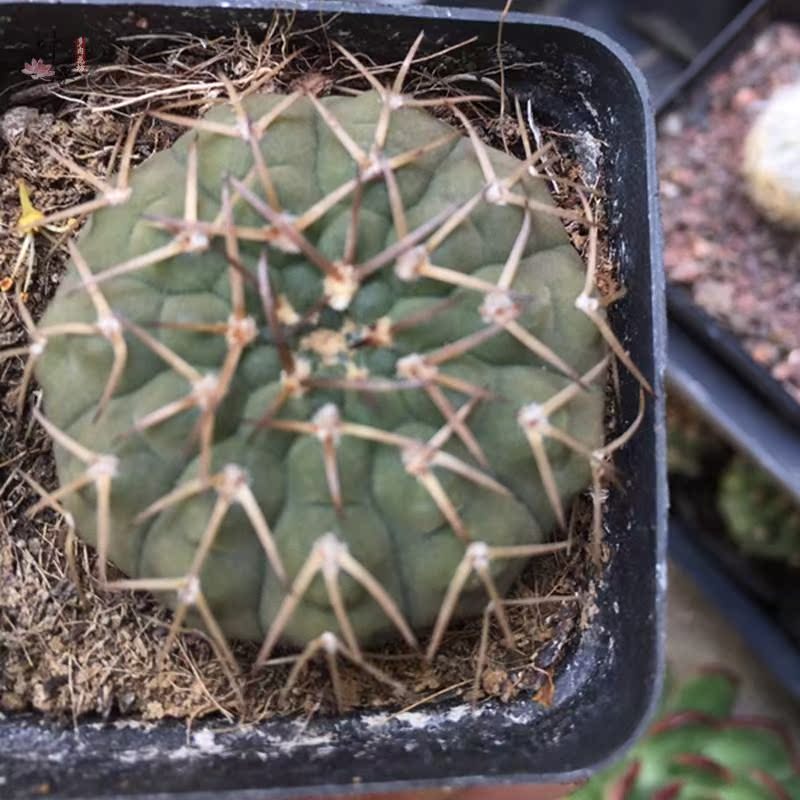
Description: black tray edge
xmin=669 ymin=514 xmax=800 ymax=701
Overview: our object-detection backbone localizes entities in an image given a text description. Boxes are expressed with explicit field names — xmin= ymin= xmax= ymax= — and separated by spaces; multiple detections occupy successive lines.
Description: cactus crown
xmin=4 ymin=29 xmax=647 ymax=711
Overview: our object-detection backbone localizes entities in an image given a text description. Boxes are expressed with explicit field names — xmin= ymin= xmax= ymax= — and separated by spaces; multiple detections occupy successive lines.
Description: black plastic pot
xmin=667 ymin=318 xmax=800 ymax=692
xmin=629 ymin=0 xmax=748 ymax=60
xmin=658 ymin=0 xmax=800 ymax=504
xmin=0 ymin=3 xmax=667 ymax=798
xmin=669 ymin=452 xmax=800 ymax=672
xmin=669 ymin=515 xmax=800 ymax=701
xmin=667 ymin=321 xmax=800 ymax=506
xmin=409 ymin=0 xmax=751 ymax=104
xmin=668 ymin=285 xmax=800 ymax=430
xmin=658 ymin=0 xmax=800 ymax=712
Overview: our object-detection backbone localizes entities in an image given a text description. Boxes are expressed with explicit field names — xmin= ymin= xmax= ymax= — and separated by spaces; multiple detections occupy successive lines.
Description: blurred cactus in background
xmin=743 ymin=81 xmax=800 ymax=230
xmin=572 ymin=670 xmax=800 ymax=799
xmin=719 ymin=455 xmax=800 ymax=567
xmin=666 ymin=398 xmax=727 ymax=479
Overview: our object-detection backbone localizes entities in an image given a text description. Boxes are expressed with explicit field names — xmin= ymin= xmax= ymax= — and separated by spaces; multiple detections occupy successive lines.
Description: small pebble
xmin=660 ymin=179 xmax=681 ymax=200
xmin=690 ymin=237 xmax=714 ymax=260
xmin=752 ymin=342 xmax=779 ymax=365
xmin=660 ymin=112 xmax=684 ymax=137
xmin=732 ymin=86 xmax=759 ymax=110
xmin=670 ymin=259 xmax=705 ymax=284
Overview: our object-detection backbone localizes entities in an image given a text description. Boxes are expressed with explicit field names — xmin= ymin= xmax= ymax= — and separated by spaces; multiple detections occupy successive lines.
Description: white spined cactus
xmin=743 ymin=81 xmax=800 ymax=230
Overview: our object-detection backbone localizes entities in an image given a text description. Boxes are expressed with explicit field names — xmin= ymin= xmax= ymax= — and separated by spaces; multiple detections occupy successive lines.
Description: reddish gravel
xmin=659 ymin=23 xmax=800 ymax=404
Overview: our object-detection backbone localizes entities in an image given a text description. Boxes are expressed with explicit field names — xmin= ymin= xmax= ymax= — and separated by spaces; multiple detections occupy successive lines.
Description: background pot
xmin=0 ymin=2 xmax=667 ymax=797
xmin=656 ymin=0 xmax=800 ymax=705
xmin=659 ymin=0 xmax=800 ymax=507
xmin=670 ymin=515 xmax=800 ymax=701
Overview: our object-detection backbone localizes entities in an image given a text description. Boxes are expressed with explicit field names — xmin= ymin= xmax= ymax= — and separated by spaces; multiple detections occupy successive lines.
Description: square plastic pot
xmin=659 ymin=0 xmax=800 ymax=503
xmin=0 ymin=3 xmax=667 ymax=798
xmin=659 ymin=0 xmax=800 ymax=433
xmin=670 ymin=515 xmax=800 ymax=701
xmin=657 ymin=0 xmax=800 ymax=718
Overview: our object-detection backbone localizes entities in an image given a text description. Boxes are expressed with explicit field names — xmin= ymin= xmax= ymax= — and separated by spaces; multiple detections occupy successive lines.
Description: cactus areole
xmin=34 ymin=87 xmax=607 ymax=655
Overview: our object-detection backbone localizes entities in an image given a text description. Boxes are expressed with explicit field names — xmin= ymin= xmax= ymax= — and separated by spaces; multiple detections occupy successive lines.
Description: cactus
xmin=9 ymin=42 xmax=645 ymax=697
xmin=719 ymin=455 xmax=800 ymax=567
xmin=667 ymin=400 xmax=726 ymax=480
xmin=743 ymin=81 xmax=800 ymax=230
xmin=571 ymin=670 xmax=800 ymax=799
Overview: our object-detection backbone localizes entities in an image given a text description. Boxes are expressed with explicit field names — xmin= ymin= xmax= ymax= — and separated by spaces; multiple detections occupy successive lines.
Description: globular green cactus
xmin=572 ymin=671 xmax=800 ymax=799
xmin=719 ymin=455 xmax=800 ymax=567
xmin=666 ymin=400 xmax=726 ymax=480
xmin=743 ymin=81 xmax=800 ymax=231
xmin=13 ymin=47 xmax=629 ymax=689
